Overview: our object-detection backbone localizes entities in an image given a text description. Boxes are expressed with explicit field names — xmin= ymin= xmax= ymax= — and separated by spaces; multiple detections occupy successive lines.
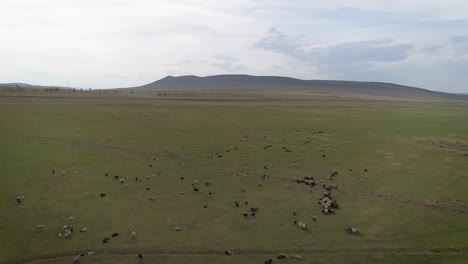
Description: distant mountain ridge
xmin=122 ymin=74 xmax=467 ymax=100
xmin=0 ymin=82 xmax=73 ymax=90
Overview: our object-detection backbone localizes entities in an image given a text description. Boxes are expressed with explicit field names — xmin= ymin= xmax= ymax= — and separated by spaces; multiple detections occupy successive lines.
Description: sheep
xmin=193 ymin=187 xmax=199 ymax=192
xmin=88 ymin=252 xmax=95 ymax=255
xmin=112 ymin=232 xmax=119 ymax=237
xmin=73 ymin=171 xmax=78 ymax=174
xmin=120 ymin=179 xmax=125 ymax=184
xmin=224 ymin=250 xmax=234 ymax=256
xmin=173 ymin=227 xmax=181 ymax=231
xmin=277 ymin=255 xmax=286 ymax=260
xmin=345 ymin=227 xmax=360 ymax=235
xmin=296 ymin=221 xmax=307 ymax=230
xmin=100 ymin=193 xmax=106 ymax=198
xmin=69 ymin=216 xmax=74 ymax=221
xmin=72 ymin=255 xmax=80 ymax=264
xmin=64 ymin=229 xmax=72 ymax=238
xmin=62 ymin=170 xmax=66 ymax=176
xmin=311 ymin=216 xmax=317 ymax=222
xmin=79 ymin=228 xmax=88 ymax=233
xmin=36 ymin=225 xmax=44 ymax=232
xmin=264 ymin=259 xmax=273 ymax=264
xmin=131 ymin=231 xmax=137 ymax=240
xmin=16 ymin=195 xmax=25 ymax=204
xmin=114 ymin=175 xmax=119 ymax=180
xmin=242 ymin=213 xmax=248 ymax=218
xmin=292 ymin=254 xmax=303 ymax=260
xmin=102 ymin=237 xmax=110 ymax=243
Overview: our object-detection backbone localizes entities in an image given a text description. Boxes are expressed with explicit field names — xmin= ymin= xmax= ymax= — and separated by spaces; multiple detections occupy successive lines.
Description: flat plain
xmin=1 ymin=90 xmax=468 ymax=264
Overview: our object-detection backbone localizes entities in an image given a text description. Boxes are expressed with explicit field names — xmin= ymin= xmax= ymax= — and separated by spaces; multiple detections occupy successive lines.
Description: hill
xmin=122 ymin=74 xmax=467 ymax=100
xmin=0 ymin=82 xmax=75 ymax=90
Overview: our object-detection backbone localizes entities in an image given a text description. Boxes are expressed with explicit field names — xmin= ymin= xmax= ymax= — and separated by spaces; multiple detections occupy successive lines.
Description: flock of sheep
xmin=15 ymin=128 xmax=364 ymax=263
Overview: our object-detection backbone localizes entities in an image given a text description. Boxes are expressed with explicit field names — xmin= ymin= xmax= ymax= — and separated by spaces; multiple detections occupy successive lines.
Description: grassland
xmin=1 ymin=91 xmax=468 ymax=264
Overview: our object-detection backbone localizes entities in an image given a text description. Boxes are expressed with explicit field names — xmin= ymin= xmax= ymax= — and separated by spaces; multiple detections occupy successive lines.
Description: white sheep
xmin=131 ymin=231 xmax=137 ymax=240
xmin=64 ymin=229 xmax=72 ymax=238
xmin=36 ymin=225 xmax=44 ymax=232
xmin=297 ymin=221 xmax=307 ymax=230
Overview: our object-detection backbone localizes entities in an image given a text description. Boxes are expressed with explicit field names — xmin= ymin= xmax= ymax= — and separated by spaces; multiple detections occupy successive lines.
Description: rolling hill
xmin=122 ymin=74 xmax=467 ymax=100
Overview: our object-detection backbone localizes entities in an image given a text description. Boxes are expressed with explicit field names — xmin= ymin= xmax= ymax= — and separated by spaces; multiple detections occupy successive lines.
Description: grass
xmin=1 ymin=91 xmax=468 ymax=264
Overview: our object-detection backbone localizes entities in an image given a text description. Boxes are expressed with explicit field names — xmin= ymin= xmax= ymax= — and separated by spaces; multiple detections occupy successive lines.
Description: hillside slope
xmin=123 ymin=74 xmax=467 ymax=100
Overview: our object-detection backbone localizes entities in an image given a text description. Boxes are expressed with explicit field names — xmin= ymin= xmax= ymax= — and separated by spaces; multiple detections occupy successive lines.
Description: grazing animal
xmin=64 ymin=229 xmax=72 ymax=238
xmin=242 ymin=213 xmax=248 ymax=218
xmin=114 ymin=175 xmax=119 ymax=180
xmin=193 ymin=187 xmax=199 ymax=192
xmin=79 ymin=228 xmax=87 ymax=233
xmin=72 ymin=255 xmax=80 ymax=264
xmin=312 ymin=216 xmax=317 ymax=222
xmin=16 ymin=195 xmax=25 ymax=204
xmin=292 ymin=255 xmax=303 ymax=260
xmin=100 ymin=193 xmax=106 ymax=197
xmin=224 ymin=250 xmax=234 ymax=256
xmin=120 ymin=179 xmax=125 ymax=184
xmin=88 ymin=252 xmax=95 ymax=255
xmin=174 ymin=226 xmax=181 ymax=231
xmin=36 ymin=225 xmax=44 ymax=232
xmin=112 ymin=232 xmax=119 ymax=237
xmin=265 ymin=259 xmax=273 ymax=264
xmin=149 ymin=197 xmax=155 ymax=201
xmin=296 ymin=221 xmax=307 ymax=230
xmin=205 ymin=182 xmax=211 ymax=187
xmin=277 ymin=255 xmax=286 ymax=260
xmin=62 ymin=170 xmax=66 ymax=176
xmin=102 ymin=237 xmax=110 ymax=243
xmin=131 ymin=231 xmax=137 ymax=240
xmin=345 ymin=227 xmax=360 ymax=234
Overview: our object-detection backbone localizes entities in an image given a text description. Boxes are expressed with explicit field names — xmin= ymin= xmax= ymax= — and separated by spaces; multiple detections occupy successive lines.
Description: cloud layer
xmin=0 ymin=0 xmax=467 ymax=92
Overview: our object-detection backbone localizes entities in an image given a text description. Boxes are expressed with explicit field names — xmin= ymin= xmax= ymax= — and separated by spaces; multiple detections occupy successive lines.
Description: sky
xmin=1 ymin=0 xmax=467 ymax=92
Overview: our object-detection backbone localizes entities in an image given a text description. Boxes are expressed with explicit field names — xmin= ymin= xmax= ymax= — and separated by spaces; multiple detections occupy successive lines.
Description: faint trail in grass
xmin=11 ymin=246 xmax=468 ymax=264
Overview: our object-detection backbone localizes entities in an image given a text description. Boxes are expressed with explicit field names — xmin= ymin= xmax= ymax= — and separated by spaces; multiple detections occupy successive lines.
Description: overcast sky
xmin=1 ymin=0 xmax=467 ymax=92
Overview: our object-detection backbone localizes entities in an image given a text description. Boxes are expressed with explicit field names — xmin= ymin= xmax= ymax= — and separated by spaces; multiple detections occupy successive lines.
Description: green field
xmin=1 ymin=91 xmax=468 ymax=264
